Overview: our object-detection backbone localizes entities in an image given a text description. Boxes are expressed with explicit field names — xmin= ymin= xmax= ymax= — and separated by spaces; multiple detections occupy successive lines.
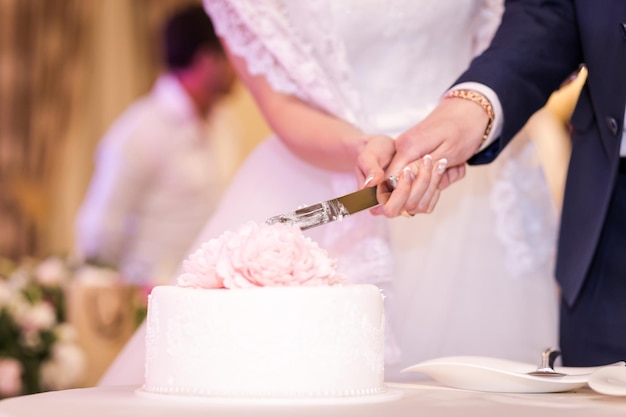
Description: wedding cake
xmin=141 ymin=222 xmax=387 ymax=400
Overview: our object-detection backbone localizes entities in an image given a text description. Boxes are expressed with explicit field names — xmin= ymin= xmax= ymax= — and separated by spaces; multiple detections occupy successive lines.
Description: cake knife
xmin=265 ymin=186 xmax=380 ymax=230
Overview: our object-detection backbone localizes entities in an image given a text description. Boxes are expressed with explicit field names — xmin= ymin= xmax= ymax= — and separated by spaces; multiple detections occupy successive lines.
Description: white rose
xmin=7 ymin=294 xmax=29 ymax=322
xmin=0 ymin=281 xmax=12 ymax=306
xmin=7 ymin=267 xmax=31 ymax=291
xmin=17 ymin=302 xmax=57 ymax=332
xmin=19 ymin=330 xmax=42 ymax=350
xmin=40 ymin=343 xmax=85 ymax=390
xmin=35 ymin=257 xmax=69 ymax=287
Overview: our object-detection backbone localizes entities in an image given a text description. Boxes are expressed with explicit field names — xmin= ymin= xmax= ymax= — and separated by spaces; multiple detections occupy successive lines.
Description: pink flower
xmin=35 ymin=256 xmax=69 ymax=287
xmin=178 ymin=236 xmax=228 ymax=289
xmin=16 ymin=302 xmax=57 ymax=332
xmin=0 ymin=358 xmax=23 ymax=397
xmin=177 ymin=222 xmax=345 ymax=289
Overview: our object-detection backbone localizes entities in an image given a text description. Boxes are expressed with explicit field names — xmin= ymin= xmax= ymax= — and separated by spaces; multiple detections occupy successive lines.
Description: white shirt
xmin=75 ymin=75 xmax=233 ymax=286
xmin=454 ymin=82 xmax=626 ymax=157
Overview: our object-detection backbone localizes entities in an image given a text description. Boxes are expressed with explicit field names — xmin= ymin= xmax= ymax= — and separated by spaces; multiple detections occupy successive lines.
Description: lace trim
xmin=490 ymin=140 xmax=558 ymax=278
xmin=204 ymin=0 xmax=363 ymax=125
xmin=472 ymin=0 xmax=552 ymax=279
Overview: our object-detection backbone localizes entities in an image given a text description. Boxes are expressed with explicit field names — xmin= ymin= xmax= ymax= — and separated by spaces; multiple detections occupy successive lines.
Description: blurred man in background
xmin=75 ymin=4 xmax=236 ymax=287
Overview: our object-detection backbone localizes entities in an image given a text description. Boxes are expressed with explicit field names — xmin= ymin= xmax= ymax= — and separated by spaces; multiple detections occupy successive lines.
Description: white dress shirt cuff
xmin=448 ymin=82 xmax=504 ymax=153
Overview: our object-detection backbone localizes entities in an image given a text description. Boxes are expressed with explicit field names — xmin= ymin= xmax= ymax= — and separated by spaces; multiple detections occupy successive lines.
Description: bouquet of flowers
xmin=0 ymin=256 xmax=85 ymax=398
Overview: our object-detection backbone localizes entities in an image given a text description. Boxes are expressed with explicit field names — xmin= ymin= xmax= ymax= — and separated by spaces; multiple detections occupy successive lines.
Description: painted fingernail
xmin=436 ymin=158 xmax=448 ymax=174
xmin=402 ymin=166 xmax=416 ymax=181
xmin=364 ymin=175 xmax=375 ymax=187
xmin=422 ymin=154 xmax=433 ymax=168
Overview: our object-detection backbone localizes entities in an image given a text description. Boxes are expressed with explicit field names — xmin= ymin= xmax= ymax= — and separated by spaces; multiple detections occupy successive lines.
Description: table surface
xmin=0 ymin=382 xmax=625 ymax=417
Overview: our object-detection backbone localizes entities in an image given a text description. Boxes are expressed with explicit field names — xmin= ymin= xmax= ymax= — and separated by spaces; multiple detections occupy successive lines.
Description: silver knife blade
xmin=265 ymin=186 xmax=379 ymax=230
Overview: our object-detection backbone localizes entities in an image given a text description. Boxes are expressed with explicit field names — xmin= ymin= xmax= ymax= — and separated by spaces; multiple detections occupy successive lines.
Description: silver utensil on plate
xmin=527 ymin=348 xmax=566 ymax=377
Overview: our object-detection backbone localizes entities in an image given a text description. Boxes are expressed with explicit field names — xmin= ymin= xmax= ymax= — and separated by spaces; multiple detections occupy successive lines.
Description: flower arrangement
xmin=0 ymin=256 xmax=85 ymax=398
xmin=178 ymin=221 xmax=346 ymax=289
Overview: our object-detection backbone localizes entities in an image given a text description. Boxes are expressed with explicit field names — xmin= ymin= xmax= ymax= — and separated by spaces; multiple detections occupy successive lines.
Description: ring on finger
xmin=387 ymin=175 xmax=399 ymax=189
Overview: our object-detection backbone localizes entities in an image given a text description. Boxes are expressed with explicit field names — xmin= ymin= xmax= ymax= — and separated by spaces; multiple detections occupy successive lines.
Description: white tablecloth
xmin=0 ymin=383 xmax=625 ymax=417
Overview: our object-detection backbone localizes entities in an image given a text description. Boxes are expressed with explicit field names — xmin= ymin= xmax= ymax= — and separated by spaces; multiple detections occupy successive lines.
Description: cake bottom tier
xmin=143 ymin=285 xmax=385 ymax=399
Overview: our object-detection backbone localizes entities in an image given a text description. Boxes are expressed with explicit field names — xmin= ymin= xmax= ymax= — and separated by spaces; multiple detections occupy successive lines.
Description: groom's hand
xmin=362 ymin=97 xmax=488 ymax=217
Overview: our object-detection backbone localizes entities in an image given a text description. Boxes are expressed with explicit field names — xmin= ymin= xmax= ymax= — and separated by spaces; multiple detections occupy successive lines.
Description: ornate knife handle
xmin=266 ymin=200 xmax=350 ymax=231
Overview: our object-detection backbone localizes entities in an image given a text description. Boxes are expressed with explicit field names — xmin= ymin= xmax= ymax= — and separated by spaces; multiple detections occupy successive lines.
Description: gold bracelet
xmin=443 ymin=89 xmax=494 ymax=146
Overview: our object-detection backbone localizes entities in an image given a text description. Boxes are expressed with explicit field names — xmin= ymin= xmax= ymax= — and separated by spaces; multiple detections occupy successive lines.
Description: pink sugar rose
xmin=177 ymin=237 xmax=228 ymax=289
xmin=177 ymin=222 xmax=345 ymax=289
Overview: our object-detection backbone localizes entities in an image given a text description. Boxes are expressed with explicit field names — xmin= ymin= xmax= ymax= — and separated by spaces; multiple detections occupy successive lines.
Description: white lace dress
xmin=99 ymin=0 xmax=560 ymax=385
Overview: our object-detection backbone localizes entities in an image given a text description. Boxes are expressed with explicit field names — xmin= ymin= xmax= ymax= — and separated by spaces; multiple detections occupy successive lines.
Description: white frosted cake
xmin=141 ymin=222 xmax=387 ymax=400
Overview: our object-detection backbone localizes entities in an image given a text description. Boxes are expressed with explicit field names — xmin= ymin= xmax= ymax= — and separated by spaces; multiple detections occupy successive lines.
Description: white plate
xmin=588 ymin=366 xmax=626 ymax=396
xmin=401 ymin=356 xmax=609 ymax=393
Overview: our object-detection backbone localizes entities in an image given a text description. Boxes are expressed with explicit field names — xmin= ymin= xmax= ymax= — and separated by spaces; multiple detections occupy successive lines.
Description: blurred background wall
xmin=0 ymin=0 xmax=269 ymax=261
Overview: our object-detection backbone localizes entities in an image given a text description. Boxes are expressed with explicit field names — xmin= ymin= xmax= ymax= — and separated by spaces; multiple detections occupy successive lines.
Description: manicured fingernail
xmin=402 ymin=166 xmax=416 ymax=181
xmin=436 ymin=158 xmax=448 ymax=174
xmin=364 ymin=175 xmax=374 ymax=187
xmin=422 ymin=154 xmax=433 ymax=168
xmin=371 ymin=206 xmax=384 ymax=216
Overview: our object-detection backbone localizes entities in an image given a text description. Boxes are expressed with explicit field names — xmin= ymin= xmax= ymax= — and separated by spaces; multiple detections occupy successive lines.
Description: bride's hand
xmin=356 ymin=134 xmax=396 ymax=203
xmin=359 ymin=98 xmax=484 ymax=217
xmin=356 ymin=134 xmax=459 ymax=216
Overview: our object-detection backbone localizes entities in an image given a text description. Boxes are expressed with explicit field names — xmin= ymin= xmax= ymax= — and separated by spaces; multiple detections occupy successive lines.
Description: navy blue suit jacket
xmin=458 ymin=0 xmax=626 ymax=306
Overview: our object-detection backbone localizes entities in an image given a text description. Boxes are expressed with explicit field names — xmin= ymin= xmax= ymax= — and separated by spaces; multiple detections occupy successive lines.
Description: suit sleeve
xmin=458 ymin=0 xmax=583 ymax=164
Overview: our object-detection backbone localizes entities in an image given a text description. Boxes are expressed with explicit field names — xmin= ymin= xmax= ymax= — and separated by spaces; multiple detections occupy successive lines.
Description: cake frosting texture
xmin=143 ymin=285 xmax=385 ymax=398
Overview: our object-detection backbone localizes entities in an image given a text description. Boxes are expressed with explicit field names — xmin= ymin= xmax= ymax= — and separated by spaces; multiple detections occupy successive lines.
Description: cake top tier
xmin=178 ymin=221 xmax=346 ymax=289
